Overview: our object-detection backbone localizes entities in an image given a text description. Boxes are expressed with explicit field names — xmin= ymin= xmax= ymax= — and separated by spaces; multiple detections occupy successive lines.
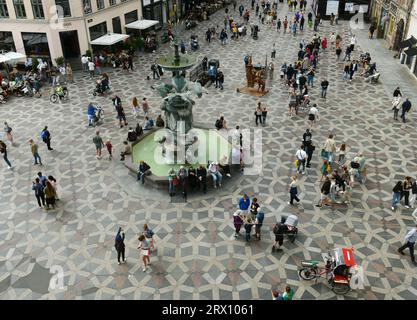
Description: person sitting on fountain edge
xmin=120 ymin=141 xmax=131 ymax=161
xmin=137 ymin=160 xmax=151 ymax=184
xmin=208 ymin=161 xmax=222 ymax=189
xmin=197 ymin=164 xmax=208 ymax=194
xmin=156 ymin=115 xmax=165 ymax=128
xmin=219 ymin=155 xmax=232 ymax=178
xmin=143 ymin=116 xmax=155 ymax=130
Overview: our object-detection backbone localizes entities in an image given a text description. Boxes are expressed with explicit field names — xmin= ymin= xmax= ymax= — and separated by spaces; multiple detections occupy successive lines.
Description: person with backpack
xmin=0 ymin=140 xmax=12 ymax=169
xmin=41 ymin=126 xmax=53 ymax=151
xmin=115 ymin=227 xmax=126 ymax=265
xmin=316 ymin=176 xmax=331 ymax=207
xmin=392 ymin=180 xmax=404 ymax=211
xmin=208 ymin=65 xmax=217 ymax=85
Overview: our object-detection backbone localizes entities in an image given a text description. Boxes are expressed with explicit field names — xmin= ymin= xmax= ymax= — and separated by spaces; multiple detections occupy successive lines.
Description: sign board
xmin=326 ymin=0 xmax=339 ymax=15
xmin=345 ymin=2 xmax=354 ymax=11
xmin=359 ymin=5 xmax=368 ymax=13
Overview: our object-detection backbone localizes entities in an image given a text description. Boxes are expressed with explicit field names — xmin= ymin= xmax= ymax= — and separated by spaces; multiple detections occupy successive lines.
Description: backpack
xmin=6 ymin=126 xmax=12 ymax=133
xmin=40 ymin=130 xmax=47 ymax=141
xmin=273 ymin=223 xmax=279 ymax=234
xmin=351 ymin=161 xmax=360 ymax=169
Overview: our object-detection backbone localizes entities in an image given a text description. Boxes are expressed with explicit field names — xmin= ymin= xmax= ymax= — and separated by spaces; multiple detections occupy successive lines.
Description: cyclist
xmin=87 ymin=103 xmax=97 ymax=127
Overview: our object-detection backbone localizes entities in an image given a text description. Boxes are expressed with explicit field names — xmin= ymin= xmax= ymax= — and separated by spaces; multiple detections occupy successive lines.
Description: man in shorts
xmin=308 ymin=103 xmax=319 ymax=129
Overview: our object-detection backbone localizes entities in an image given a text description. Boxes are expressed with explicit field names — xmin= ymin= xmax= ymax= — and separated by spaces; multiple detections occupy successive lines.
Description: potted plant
xmin=85 ymin=49 xmax=92 ymax=59
xmin=54 ymin=56 xmax=65 ymax=66
xmin=32 ymin=57 xmax=39 ymax=72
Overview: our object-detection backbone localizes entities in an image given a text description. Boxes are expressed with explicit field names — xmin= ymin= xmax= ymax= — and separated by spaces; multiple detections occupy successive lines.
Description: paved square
xmin=0 ymin=1 xmax=417 ymax=300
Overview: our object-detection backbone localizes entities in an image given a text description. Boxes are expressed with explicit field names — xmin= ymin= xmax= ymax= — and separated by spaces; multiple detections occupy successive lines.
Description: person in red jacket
xmin=321 ymin=37 xmax=328 ymax=51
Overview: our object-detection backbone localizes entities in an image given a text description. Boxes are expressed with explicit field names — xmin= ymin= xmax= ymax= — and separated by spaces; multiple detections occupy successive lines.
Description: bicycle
xmin=299 ymin=254 xmax=352 ymax=295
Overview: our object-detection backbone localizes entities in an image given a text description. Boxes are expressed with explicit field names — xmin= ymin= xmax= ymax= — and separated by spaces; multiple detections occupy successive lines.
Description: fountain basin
xmin=125 ymin=125 xmax=234 ymax=189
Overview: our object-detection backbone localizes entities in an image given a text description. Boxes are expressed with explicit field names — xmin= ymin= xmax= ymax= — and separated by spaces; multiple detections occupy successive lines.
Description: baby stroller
xmin=92 ymin=78 xmax=111 ymax=96
xmin=281 ymin=214 xmax=298 ymax=242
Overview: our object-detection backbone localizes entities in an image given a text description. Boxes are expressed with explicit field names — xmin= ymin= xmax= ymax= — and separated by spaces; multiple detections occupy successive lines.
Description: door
xmin=59 ymin=30 xmax=81 ymax=59
xmin=393 ymin=19 xmax=404 ymax=51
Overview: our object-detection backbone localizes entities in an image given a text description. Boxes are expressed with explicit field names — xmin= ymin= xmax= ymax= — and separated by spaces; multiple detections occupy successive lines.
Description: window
xmin=110 ymin=0 xmax=117 ymax=5
xmin=96 ymin=0 xmax=104 ymax=10
xmin=55 ymin=0 xmax=71 ymax=17
xmin=112 ymin=16 xmax=121 ymax=34
xmin=13 ymin=0 xmax=26 ymax=19
xmin=124 ymin=9 xmax=138 ymax=24
xmin=0 ymin=0 xmax=9 ymax=18
xmin=89 ymin=21 xmax=107 ymax=41
xmin=22 ymin=32 xmax=50 ymax=58
xmin=31 ymin=0 xmax=44 ymax=19
xmin=0 ymin=32 xmax=15 ymax=51
xmin=83 ymin=0 xmax=92 ymax=14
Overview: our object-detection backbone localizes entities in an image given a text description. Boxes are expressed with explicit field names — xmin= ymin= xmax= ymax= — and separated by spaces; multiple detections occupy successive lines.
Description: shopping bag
xmin=294 ymin=159 xmax=298 ymax=168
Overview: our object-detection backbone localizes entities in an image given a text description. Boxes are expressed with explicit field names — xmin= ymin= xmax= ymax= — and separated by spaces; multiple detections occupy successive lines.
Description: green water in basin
xmin=132 ymin=129 xmax=232 ymax=176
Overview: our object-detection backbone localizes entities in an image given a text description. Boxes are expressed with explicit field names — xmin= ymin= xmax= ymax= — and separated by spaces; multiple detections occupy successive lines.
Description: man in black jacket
xmin=401 ymin=98 xmax=412 ymax=123
xmin=197 ymin=165 xmax=207 ymax=194
xmin=393 ymin=86 xmax=402 ymax=97
xmin=321 ymin=79 xmax=329 ymax=98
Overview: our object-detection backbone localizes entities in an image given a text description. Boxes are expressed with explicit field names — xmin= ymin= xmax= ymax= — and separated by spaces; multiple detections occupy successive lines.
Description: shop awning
xmin=404 ymin=47 xmax=417 ymax=56
xmin=0 ymin=51 xmax=26 ymax=63
xmin=125 ymin=19 xmax=159 ymax=30
xmin=399 ymin=36 xmax=417 ymax=49
xmin=90 ymin=33 xmax=130 ymax=46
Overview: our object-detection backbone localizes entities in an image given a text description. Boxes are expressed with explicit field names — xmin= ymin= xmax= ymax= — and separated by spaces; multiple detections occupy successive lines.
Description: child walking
xmin=105 ymin=140 xmax=113 ymax=160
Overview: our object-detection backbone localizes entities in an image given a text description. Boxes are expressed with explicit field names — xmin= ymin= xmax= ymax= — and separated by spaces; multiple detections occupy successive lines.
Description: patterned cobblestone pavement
xmin=0 ymin=1 xmax=417 ymax=300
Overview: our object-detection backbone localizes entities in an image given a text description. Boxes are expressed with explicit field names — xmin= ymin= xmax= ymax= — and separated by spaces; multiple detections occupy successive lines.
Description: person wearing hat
xmin=208 ymin=161 xmax=222 ymax=188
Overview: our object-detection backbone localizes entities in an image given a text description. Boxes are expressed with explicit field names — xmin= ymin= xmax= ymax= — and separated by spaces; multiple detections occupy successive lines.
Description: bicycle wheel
xmin=332 ymin=283 xmax=350 ymax=295
xmin=63 ymin=90 xmax=69 ymax=98
xmin=50 ymin=94 xmax=58 ymax=103
xmin=299 ymin=267 xmax=317 ymax=280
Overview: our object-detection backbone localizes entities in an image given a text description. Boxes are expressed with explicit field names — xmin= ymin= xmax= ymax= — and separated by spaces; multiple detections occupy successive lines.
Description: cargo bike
xmin=298 ymin=247 xmax=358 ymax=295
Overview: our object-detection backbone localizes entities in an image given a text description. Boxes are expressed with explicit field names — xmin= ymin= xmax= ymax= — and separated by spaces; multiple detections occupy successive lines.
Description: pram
xmin=92 ymin=78 xmax=111 ymax=96
xmin=280 ymin=214 xmax=299 ymax=242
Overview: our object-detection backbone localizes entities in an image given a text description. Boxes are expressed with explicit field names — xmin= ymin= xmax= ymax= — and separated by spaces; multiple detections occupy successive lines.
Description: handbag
xmin=172 ymin=177 xmax=179 ymax=186
xmin=294 ymin=159 xmax=298 ymax=168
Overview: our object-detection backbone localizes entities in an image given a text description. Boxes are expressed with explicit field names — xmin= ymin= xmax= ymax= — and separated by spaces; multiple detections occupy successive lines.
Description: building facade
xmin=0 ymin=0 xmax=143 ymax=64
xmin=403 ymin=0 xmax=417 ymax=76
xmin=370 ymin=0 xmax=414 ymax=50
